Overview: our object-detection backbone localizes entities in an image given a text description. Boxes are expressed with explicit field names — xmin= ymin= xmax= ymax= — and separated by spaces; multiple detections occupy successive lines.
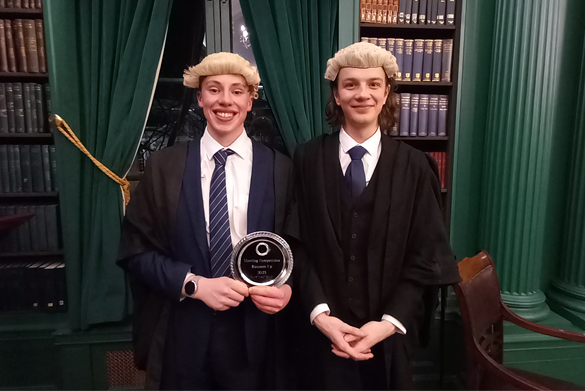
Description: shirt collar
xmin=339 ymin=127 xmax=381 ymax=157
xmin=201 ymin=127 xmax=252 ymax=161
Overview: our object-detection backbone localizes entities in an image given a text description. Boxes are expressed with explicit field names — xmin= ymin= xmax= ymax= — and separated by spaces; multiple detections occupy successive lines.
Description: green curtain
xmin=44 ymin=0 xmax=173 ymax=329
xmin=240 ymin=0 xmax=338 ymax=155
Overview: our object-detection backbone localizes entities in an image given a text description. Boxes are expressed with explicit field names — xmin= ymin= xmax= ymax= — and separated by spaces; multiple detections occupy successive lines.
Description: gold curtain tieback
xmin=49 ymin=114 xmax=131 ymax=206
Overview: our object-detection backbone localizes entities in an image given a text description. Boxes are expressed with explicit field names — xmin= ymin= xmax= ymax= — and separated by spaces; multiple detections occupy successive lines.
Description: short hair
xmin=325 ymin=76 xmax=399 ymax=134
xmin=184 ymin=52 xmax=260 ymax=99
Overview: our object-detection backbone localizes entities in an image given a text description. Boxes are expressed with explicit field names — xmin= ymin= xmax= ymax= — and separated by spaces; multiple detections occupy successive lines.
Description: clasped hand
xmin=195 ymin=277 xmax=291 ymax=314
xmin=314 ymin=313 xmax=397 ymax=361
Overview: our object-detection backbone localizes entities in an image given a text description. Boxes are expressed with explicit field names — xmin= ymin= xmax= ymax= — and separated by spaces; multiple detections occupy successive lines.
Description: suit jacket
xmin=293 ymin=132 xmax=460 ymax=387
xmin=118 ymin=138 xmax=297 ymax=388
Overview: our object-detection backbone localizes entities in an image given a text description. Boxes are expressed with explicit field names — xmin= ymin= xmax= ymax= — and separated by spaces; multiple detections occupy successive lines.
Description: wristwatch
xmin=185 ymin=276 xmax=202 ymax=297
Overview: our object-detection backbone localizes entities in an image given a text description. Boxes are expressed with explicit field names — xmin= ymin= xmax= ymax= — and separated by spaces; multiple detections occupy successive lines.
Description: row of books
xmin=0 ymin=144 xmax=58 ymax=193
xmin=362 ymin=37 xmax=452 ymax=82
xmin=0 ymin=261 xmax=66 ymax=313
xmin=360 ymin=0 xmax=455 ymax=25
xmin=391 ymin=93 xmax=448 ymax=137
xmin=429 ymin=152 xmax=446 ymax=189
xmin=0 ymin=82 xmax=51 ymax=133
xmin=0 ymin=0 xmax=42 ymax=9
xmin=0 ymin=204 xmax=60 ymax=253
xmin=0 ymin=19 xmax=47 ymax=73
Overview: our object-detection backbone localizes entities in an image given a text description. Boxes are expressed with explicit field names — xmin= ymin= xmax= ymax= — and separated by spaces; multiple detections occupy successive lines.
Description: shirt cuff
xmin=180 ymin=272 xmax=197 ymax=301
xmin=310 ymin=303 xmax=330 ymax=325
xmin=382 ymin=314 xmax=407 ymax=334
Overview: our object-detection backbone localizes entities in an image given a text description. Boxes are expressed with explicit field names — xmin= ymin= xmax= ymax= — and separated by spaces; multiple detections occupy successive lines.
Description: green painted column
xmin=547 ymin=47 xmax=585 ymax=325
xmin=479 ymin=0 xmax=566 ymax=320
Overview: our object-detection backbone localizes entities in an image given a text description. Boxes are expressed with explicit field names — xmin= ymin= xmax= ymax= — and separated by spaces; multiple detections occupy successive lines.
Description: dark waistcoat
xmin=340 ymin=168 xmax=380 ymax=324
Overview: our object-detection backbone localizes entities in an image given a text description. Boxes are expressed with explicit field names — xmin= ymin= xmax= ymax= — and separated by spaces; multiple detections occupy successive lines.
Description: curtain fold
xmin=44 ymin=0 xmax=173 ymax=329
xmin=240 ymin=0 xmax=338 ymax=155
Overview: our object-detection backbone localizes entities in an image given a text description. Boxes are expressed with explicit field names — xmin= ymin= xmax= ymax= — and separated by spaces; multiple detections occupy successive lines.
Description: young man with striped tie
xmin=118 ymin=52 xmax=297 ymax=390
xmin=294 ymin=42 xmax=460 ymax=389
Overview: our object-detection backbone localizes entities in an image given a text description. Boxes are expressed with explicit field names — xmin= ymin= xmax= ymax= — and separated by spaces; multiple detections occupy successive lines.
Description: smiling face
xmin=334 ymin=67 xmax=390 ymax=140
xmin=198 ymin=74 xmax=253 ymax=146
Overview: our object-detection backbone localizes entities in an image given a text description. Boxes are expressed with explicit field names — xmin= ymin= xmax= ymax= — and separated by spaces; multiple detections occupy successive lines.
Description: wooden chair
xmin=454 ymin=251 xmax=585 ymax=390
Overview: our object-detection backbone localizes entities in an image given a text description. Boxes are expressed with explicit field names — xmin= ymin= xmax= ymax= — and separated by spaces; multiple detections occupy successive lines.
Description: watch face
xmin=185 ymin=280 xmax=195 ymax=296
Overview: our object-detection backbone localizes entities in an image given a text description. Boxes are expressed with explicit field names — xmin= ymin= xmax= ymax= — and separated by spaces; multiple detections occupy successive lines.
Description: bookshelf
xmin=359 ymin=0 xmax=461 ymax=230
xmin=0 ymin=2 xmax=66 ymax=321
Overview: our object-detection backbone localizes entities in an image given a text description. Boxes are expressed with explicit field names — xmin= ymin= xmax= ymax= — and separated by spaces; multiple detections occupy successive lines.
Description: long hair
xmin=325 ymin=76 xmax=399 ymax=135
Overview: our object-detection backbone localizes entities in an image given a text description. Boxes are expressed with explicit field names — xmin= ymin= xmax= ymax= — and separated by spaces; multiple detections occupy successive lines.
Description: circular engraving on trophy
xmin=231 ymin=232 xmax=293 ymax=287
xmin=255 ymin=242 xmax=270 ymax=257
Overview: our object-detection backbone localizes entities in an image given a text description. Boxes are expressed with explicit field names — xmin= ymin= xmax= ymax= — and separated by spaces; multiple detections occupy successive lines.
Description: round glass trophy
xmin=230 ymin=231 xmax=293 ymax=287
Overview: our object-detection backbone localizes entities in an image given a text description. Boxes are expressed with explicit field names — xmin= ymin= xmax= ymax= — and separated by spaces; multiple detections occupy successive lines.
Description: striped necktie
xmin=209 ymin=148 xmax=235 ymax=278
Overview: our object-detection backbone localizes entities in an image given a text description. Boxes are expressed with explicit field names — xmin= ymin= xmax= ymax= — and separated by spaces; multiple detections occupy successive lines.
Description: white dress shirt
xmin=182 ymin=128 xmax=253 ymax=297
xmin=310 ymin=128 xmax=407 ymax=335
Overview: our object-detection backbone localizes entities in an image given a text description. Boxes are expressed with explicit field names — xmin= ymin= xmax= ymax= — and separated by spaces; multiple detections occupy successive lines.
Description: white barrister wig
xmin=183 ymin=52 xmax=261 ymax=99
xmin=324 ymin=41 xmax=399 ymax=81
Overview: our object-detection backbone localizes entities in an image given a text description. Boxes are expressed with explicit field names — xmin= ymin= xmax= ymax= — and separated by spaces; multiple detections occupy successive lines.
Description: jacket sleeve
xmin=293 ymin=144 xmax=328 ymax=314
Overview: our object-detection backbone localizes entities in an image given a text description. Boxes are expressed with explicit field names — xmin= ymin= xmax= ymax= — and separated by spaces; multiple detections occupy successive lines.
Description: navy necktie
xmin=345 ymin=145 xmax=367 ymax=199
xmin=209 ymin=149 xmax=235 ymax=278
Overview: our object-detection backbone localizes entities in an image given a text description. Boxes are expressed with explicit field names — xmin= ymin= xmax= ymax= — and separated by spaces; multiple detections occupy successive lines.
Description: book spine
xmin=34 ymin=83 xmax=44 ymax=132
xmin=23 ymin=82 xmax=33 ymax=133
xmin=412 ymin=0 xmax=419 ymax=24
xmin=430 ymin=0 xmax=439 ymax=24
xmin=27 ymin=205 xmax=39 ymax=252
xmin=30 ymin=144 xmax=44 ymax=192
xmin=377 ymin=38 xmax=387 ymax=51
xmin=34 ymin=20 xmax=46 ymax=73
xmin=428 ymin=94 xmax=439 ymax=136
xmin=382 ymin=0 xmax=389 ymax=24
xmin=0 ymin=145 xmax=9 ymax=192
xmin=13 ymin=144 xmax=22 ymax=192
xmin=376 ymin=0 xmax=384 ymax=24
xmin=441 ymin=39 xmax=453 ymax=82
xmin=44 ymin=83 xmax=52 ymax=116
xmin=404 ymin=0 xmax=413 ymax=24
xmin=386 ymin=37 xmax=395 ymax=56
xmin=419 ymin=0 xmax=428 ymax=24
xmin=423 ymin=39 xmax=433 ymax=82
xmin=19 ymin=144 xmax=32 ymax=192
xmin=399 ymin=93 xmax=411 ymax=136
xmin=438 ymin=94 xmax=448 ymax=136
xmin=41 ymin=144 xmax=51 ymax=191
xmin=360 ymin=0 xmax=366 ymax=21
xmin=36 ymin=0 xmax=42 ymax=9
xmin=49 ymin=144 xmax=58 ymax=191
xmin=409 ymin=94 xmax=419 ymax=136
xmin=23 ymin=19 xmax=38 ymax=73
xmin=403 ymin=39 xmax=413 ymax=81
xmin=0 ymin=20 xmax=8 ymax=73
xmin=432 ymin=39 xmax=442 ymax=82
xmin=45 ymin=204 xmax=59 ymax=250
xmin=35 ymin=205 xmax=47 ymax=251
xmin=12 ymin=82 xmax=24 ymax=133
xmin=7 ymin=145 xmax=16 ymax=192
xmin=365 ymin=0 xmax=372 ymax=23
xmin=446 ymin=0 xmax=455 ymax=25
xmin=4 ymin=20 xmax=17 ymax=72
xmin=390 ymin=94 xmax=400 ymax=136
xmin=394 ymin=38 xmax=404 ymax=81
xmin=398 ymin=0 xmax=406 ymax=23
xmin=437 ymin=0 xmax=447 ymax=24
xmin=412 ymin=39 xmax=424 ymax=82
xmin=16 ymin=205 xmax=30 ymax=251
xmin=393 ymin=0 xmax=399 ymax=23
xmin=5 ymin=82 xmax=15 ymax=133
xmin=441 ymin=152 xmax=446 ymax=189
xmin=371 ymin=0 xmax=378 ymax=23
xmin=29 ymin=83 xmax=37 ymax=132
xmin=13 ymin=19 xmax=27 ymax=73
xmin=22 ymin=0 xmax=29 ymax=8
xmin=0 ymin=83 xmax=8 ymax=133
xmin=418 ymin=94 xmax=429 ymax=136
